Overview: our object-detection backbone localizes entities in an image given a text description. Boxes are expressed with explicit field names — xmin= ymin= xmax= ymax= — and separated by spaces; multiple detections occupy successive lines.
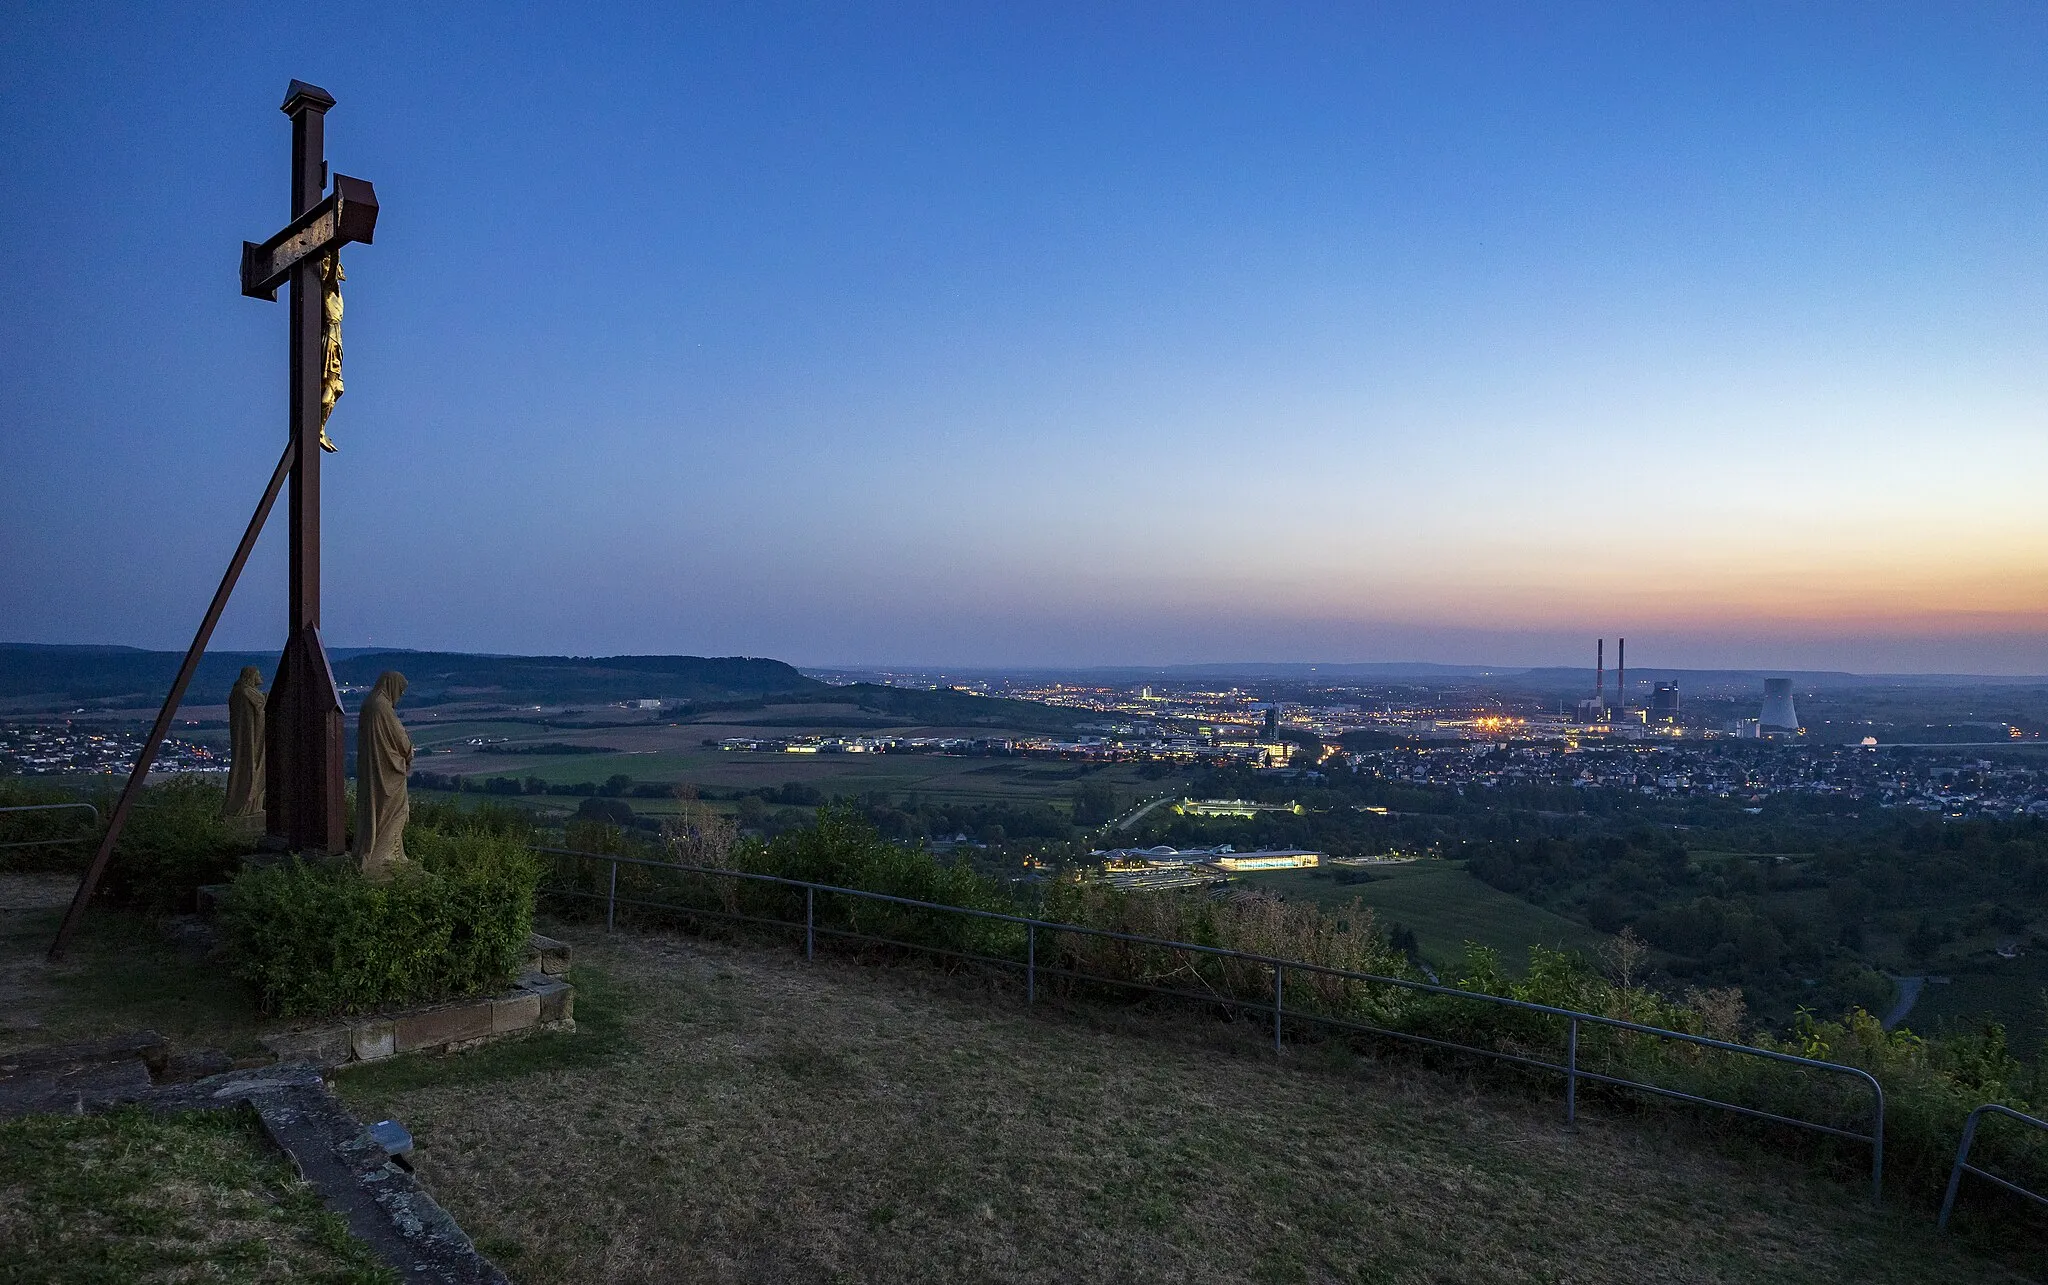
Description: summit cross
xmin=48 ymin=80 xmax=380 ymax=958
xmin=243 ymin=80 xmax=379 ymax=852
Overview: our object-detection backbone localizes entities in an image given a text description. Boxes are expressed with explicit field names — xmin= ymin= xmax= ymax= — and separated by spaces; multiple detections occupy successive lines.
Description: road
xmin=1883 ymin=975 xmax=1924 ymax=1031
xmin=1111 ymin=792 xmax=1180 ymax=833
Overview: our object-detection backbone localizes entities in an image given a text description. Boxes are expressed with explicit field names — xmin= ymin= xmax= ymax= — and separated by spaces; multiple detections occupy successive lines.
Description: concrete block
xmin=491 ymin=992 xmax=541 ymax=1034
xmin=526 ymin=933 xmax=572 ymax=976
xmin=351 ymin=1020 xmax=396 ymax=1062
xmin=392 ymin=1001 xmax=494 ymax=1053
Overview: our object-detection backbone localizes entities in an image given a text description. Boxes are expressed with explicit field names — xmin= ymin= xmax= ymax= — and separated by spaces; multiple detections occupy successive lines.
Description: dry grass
xmin=336 ymin=924 xmax=2036 ymax=1284
xmin=0 ymin=875 xmax=275 ymax=1059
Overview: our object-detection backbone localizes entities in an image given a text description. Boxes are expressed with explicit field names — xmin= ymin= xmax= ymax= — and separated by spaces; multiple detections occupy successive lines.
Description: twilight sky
xmin=3 ymin=3 xmax=2045 ymax=673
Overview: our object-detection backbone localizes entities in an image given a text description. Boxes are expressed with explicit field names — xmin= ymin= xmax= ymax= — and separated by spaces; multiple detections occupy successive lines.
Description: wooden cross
xmin=245 ymin=80 xmax=379 ymax=852
xmin=49 ymin=80 xmax=378 ymax=956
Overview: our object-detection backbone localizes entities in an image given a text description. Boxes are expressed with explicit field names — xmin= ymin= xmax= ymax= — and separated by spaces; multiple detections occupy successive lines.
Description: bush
xmin=220 ymin=824 xmax=540 ymax=1019
xmin=99 ymin=779 xmax=248 ymax=912
xmin=0 ymin=779 xmax=98 ymax=873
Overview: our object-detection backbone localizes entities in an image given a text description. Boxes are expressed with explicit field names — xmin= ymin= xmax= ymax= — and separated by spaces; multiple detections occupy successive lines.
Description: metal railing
xmin=0 ymin=802 xmax=101 ymax=851
xmin=537 ymin=845 xmax=1889 ymax=1205
xmin=1940 ymin=1104 xmax=2048 ymax=1229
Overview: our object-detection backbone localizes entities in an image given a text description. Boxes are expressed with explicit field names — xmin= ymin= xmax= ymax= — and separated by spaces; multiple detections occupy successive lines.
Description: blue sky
xmin=3 ymin=3 xmax=2045 ymax=672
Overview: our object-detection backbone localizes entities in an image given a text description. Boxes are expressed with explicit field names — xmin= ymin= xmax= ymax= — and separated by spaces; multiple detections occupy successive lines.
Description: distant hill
xmin=0 ymin=644 xmax=278 ymax=708
xmin=818 ymin=682 xmax=1083 ymax=733
xmin=331 ymin=652 xmax=823 ymax=705
xmin=990 ymin=661 xmax=2048 ymax=690
xmin=0 ymin=644 xmax=823 ymax=709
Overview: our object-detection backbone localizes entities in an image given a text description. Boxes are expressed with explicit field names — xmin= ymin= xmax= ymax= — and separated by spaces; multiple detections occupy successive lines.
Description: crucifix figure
xmin=240 ymin=80 xmax=380 ymax=852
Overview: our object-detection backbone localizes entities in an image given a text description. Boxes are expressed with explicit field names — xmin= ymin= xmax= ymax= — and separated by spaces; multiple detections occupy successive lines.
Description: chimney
xmin=1596 ymin=639 xmax=1605 ymax=703
xmin=1617 ymin=637 xmax=1626 ymax=709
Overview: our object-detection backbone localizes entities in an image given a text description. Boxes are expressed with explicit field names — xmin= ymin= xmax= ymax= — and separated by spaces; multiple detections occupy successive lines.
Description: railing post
xmin=1872 ymin=1090 xmax=1885 ymax=1208
xmin=606 ymin=858 xmax=617 ymax=933
xmin=1273 ymin=963 xmax=1284 ymax=1054
xmin=1937 ymin=1114 xmax=1977 ymax=1227
xmin=1565 ymin=1016 xmax=1579 ymax=1124
xmin=1027 ymin=922 xmax=1036 ymax=1004
xmin=805 ymin=885 xmax=815 ymax=961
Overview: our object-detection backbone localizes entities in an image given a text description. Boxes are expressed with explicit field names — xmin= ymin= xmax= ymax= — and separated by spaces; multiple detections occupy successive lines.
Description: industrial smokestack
xmin=1617 ymin=638 xmax=1626 ymax=709
xmin=1760 ymin=678 xmax=1800 ymax=732
xmin=1596 ymin=639 xmax=1605 ymax=703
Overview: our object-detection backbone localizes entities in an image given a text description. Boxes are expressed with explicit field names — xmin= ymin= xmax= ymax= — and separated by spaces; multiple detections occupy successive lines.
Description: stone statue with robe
xmin=222 ymin=666 xmax=266 ymax=829
xmin=352 ymin=671 xmax=414 ymax=881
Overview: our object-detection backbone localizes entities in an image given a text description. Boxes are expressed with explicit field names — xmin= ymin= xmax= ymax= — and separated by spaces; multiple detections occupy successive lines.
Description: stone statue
xmin=352 ymin=671 xmax=414 ymax=881
xmin=222 ymin=666 xmax=266 ymax=828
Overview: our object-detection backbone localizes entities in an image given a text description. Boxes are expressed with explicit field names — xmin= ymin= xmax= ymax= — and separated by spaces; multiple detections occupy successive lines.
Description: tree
xmin=574 ymin=796 xmax=635 ymax=827
xmin=1071 ymin=782 xmax=1119 ymax=826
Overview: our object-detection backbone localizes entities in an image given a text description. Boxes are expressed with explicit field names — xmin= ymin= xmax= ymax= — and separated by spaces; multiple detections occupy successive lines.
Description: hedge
xmin=220 ymin=823 xmax=541 ymax=1019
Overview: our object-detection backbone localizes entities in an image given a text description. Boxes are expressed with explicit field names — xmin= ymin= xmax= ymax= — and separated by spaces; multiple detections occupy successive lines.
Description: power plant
xmin=1573 ymin=637 xmax=1676 ymax=730
xmin=1577 ymin=637 xmax=1635 ymax=723
xmin=1651 ymin=682 xmax=1680 ymax=723
xmin=1760 ymin=678 xmax=1801 ymax=734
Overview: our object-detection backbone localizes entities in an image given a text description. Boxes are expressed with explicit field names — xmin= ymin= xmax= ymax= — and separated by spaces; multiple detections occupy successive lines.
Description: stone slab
xmin=491 ymin=991 xmax=541 ymax=1034
xmin=392 ymin=1000 xmax=495 ymax=1053
xmin=352 ymin=1020 xmax=396 ymax=1062
xmin=261 ymin=1025 xmax=354 ymax=1067
xmin=1 ymin=1029 xmax=167 ymax=1077
xmin=248 ymin=1082 xmax=510 ymax=1283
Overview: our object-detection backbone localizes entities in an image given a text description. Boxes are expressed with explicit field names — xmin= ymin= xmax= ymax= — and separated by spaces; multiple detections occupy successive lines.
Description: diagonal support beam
xmin=49 ymin=437 xmax=299 ymax=961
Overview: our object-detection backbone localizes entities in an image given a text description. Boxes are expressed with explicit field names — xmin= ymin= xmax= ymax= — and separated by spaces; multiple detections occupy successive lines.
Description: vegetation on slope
xmin=335 ymin=927 xmax=2038 ymax=1284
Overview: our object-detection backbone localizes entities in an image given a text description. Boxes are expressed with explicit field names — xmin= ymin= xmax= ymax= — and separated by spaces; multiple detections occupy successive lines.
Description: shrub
xmin=99 ymin=779 xmax=248 ymax=912
xmin=0 ymin=779 xmax=98 ymax=873
xmin=220 ymin=826 xmax=540 ymax=1019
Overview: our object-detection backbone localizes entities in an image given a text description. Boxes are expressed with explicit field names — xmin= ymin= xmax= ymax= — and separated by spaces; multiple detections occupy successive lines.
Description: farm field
xmin=1239 ymin=862 xmax=1612 ymax=974
xmin=403 ymin=707 xmax=1175 ymax=813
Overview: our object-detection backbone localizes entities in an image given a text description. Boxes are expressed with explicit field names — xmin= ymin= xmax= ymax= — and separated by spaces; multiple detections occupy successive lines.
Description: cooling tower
xmin=1760 ymin=678 xmax=1800 ymax=731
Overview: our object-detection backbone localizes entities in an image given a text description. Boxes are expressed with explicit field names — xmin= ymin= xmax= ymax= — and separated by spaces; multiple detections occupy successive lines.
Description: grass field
xmin=0 ymin=1106 xmax=394 ymax=1283
xmin=1239 ymin=862 xmax=1612 ymax=973
xmin=0 ymin=874 xmax=274 ymax=1059
xmin=427 ymin=742 xmax=1168 ymax=810
xmin=332 ymin=924 xmax=2035 ymax=1284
